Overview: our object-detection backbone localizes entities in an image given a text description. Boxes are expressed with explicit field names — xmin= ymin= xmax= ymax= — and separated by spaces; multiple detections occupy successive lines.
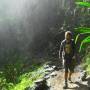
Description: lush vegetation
xmin=0 ymin=0 xmax=89 ymax=90
xmin=0 ymin=62 xmax=46 ymax=90
xmin=75 ymin=27 xmax=90 ymax=52
xmin=82 ymin=48 xmax=90 ymax=74
xmin=75 ymin=0 xmax=90 ymax=75
xmin=75 ymin=0 xmax=90 ymax=53
xmin=76 ymin=2 xmax=90 ymax=7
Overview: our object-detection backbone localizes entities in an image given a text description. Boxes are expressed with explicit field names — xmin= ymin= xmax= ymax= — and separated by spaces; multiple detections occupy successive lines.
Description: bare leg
xmin=65 ymin=72 xmax=68 ymax=82
xmin=63 ymin=72 xmax=68 ymax=89
xmin=69 ymin=72 xmax=73 ymax=82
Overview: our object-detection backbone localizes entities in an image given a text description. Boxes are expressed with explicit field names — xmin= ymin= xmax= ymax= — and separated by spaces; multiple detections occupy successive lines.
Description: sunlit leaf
xmin=79 ymin=36 xmax=90 ymax=52
xmin=75 ymin=27 xmax=90 ymax=33
xmin=76 ymin=2 xmax=90 ymax=7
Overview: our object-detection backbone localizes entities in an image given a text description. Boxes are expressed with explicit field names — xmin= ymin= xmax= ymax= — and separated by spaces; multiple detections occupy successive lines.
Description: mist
xmin=0 ymin=0 xmax=75 ymax=63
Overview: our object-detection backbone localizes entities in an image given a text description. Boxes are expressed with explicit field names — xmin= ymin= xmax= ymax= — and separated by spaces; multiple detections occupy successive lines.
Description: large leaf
xmin=75 ymin=27 xmax=90 ymax=44
xmin=75 ymin=27 xmax=90 ymax=33
xmin=79 ymin=36 xmax=90 ymax=52
xmin=75 ymin=2 xmax=90 ymax=7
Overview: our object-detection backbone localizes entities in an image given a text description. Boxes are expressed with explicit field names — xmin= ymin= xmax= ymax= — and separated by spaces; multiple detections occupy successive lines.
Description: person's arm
xmin=72 ymin=40 xmax=76 ymax=59
xmin=59 ymin=41 xmax=63 ymax=59
xmin=74 ymin=41 xmax=81 ymax=64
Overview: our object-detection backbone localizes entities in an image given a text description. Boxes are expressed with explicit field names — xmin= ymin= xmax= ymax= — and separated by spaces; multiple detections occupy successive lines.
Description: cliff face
xmin=58 ymin=0 xmax=75 ymax=9
xmin=0 ymin=0 xmax=89 ymax=63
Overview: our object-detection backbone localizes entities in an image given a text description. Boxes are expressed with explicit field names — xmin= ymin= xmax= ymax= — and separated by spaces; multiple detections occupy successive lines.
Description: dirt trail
xmin=47 ymin=65 xmax=89 ymax=90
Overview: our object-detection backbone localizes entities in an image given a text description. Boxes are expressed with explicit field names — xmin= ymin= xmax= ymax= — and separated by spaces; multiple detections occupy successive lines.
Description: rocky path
xmin=31 ymin=61 xmax=90 ymax=90
xmin=47 ymin=65 xmax=90 ymax=90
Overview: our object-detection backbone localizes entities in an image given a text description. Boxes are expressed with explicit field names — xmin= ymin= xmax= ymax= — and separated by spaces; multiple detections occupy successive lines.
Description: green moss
xmin=0 ymin=64 xmax=46 ymax=90
xmin=12 ymin=66 xmax=45 ymax=90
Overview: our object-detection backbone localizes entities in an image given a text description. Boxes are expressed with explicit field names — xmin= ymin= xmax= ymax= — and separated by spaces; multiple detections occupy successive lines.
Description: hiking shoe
xmin=63 ymin=82 xmax=68 ymax=89
xmin=68 ymin=77 xmax=73 ymax=83
xmin=68 ymin=77 xmax=71 ymax=81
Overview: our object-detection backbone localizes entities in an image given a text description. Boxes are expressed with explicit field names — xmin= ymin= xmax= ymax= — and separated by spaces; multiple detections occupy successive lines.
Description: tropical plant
xmin=76 ymin=2 xmax=90 ymax=7
xmin=75 ymin=1 xmax=90 ymax=52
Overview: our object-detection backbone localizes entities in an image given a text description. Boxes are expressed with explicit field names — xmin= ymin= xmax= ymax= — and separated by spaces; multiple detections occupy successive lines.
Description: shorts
xmin=64 ymin=58 xmax=75 ymax=73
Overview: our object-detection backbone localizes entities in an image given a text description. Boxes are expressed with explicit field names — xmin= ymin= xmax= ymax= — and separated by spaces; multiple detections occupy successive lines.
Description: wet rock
xmin=45 ymin=67 xmax=54 ymax=72
xmin=87 ymin=76 xmax=90 ymax=88
xmin=50 ymin=72 xmax=57 ymax=78
xmin=45 ymin=65 xmax=59 ymax=72
xmin=34 ymin=78 xmax=49 ymax=90
xmin=44 ymin=75 xmax=50 ymax=80
xmin=81 ymin=71 xmax=87 ymax=81
xmin=44 ymin=65 xmax=50 ymax=69
xmin=52 ymin=66 xmax=56 ymax=69
xmin=44 ymin=72 xmax=57 ymax=79
xmin=51 ymin=65 xmax=61 ymax=71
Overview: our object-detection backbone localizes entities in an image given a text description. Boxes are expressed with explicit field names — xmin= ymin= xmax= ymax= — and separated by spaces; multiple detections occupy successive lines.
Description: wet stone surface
xmin=26 ymin=64 xmax=90 ymax=90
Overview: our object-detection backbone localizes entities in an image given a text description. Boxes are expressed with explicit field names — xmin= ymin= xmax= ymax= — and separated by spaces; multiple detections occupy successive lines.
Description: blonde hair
xmin=65 ymin=31 xmax=72 ymax=38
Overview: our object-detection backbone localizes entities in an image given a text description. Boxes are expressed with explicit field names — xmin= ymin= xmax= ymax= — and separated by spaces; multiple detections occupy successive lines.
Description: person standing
xmin=59 ymin=31 xmax=76 ymax=89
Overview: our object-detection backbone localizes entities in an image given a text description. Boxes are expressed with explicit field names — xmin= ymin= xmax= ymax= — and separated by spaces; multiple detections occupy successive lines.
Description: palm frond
xmin=75 ymin=2 xmax=90 ymax=7
xmin=79 ymin=36 xmax=90 ymax=52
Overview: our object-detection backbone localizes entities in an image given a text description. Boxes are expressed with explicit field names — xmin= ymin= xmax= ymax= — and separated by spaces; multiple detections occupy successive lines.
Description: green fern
xmin=79 ymin=36 xmax=90 ymax=52
xmin=75 ymin=27 xmax=90 ymax=33
xmin=75 ymin=2 xmax=90 ymax=7
xmin=75 ymin=27 xmax=90 ymax=52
